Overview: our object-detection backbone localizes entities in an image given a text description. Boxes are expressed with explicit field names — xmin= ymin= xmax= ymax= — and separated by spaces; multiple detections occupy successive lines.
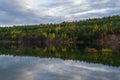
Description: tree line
xmin=0 ymin=15 xmax=120 ymax=43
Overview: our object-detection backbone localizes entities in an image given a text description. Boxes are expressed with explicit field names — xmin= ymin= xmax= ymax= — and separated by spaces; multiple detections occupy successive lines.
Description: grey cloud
xmin=0 ymin=0 xmax=120 ymax=25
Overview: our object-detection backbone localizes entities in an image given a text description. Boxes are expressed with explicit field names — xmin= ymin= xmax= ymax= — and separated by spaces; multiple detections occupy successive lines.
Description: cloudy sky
xmin=0 ymin=0 xmax=120 ymax=25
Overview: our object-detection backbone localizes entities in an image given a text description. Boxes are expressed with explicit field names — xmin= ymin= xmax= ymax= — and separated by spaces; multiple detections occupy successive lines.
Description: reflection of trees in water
xmin=98 ymin=34 xmax=120 ymax=54
xmin=0 ymin=43 xmax=120 ymax=66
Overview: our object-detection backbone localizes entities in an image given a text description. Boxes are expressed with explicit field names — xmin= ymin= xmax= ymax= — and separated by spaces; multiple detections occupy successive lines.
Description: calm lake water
xmin=0 ymin=43 xmax=120 ymax=80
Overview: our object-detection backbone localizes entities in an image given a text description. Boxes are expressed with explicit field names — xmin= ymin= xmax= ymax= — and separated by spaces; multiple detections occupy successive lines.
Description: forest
xmin=0 ymin=15 xmax=120 ymax=44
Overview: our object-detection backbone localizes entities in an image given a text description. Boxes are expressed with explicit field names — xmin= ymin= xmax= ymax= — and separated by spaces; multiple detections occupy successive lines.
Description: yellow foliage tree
xmin=42 ymin=32 xmax=47 ymax=37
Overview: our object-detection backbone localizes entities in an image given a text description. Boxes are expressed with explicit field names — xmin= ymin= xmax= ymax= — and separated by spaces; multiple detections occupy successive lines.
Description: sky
xmin=0 ymin=0 xmax=120 ymax=26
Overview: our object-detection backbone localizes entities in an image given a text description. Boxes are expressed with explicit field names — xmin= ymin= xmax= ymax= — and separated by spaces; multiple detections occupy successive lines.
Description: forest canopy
xmin=0 ymin=15 xmax=120 ymax=43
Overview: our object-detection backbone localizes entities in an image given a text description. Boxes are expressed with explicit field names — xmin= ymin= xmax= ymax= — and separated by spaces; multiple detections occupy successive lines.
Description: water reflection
xmin=0 ymin=55 xmax=120 ymax=80
xmin=0 ymin=43 xmax=120 ymax=66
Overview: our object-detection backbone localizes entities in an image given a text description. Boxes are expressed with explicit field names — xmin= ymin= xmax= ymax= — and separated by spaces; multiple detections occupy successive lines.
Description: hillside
xmin=0 ymin=15 xmax=120 ymax=44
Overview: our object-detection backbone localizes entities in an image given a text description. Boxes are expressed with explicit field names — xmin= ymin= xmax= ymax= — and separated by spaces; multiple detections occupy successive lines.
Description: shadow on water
xmin=0 ymin=42 xmax=120 ymax=67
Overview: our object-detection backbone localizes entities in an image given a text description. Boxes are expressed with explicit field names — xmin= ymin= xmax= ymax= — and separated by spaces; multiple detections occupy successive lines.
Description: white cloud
xmin=71 ymin=0 xmax=85 ymax=5
xmin=0 ymin=0 xmax=120 ymax=25
xmin=72 ymin=8 xmax=109 ymax=16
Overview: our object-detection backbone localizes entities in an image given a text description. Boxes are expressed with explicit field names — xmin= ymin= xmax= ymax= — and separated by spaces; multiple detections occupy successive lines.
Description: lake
xmin=0 ymin=43 xmax=120 ymax=80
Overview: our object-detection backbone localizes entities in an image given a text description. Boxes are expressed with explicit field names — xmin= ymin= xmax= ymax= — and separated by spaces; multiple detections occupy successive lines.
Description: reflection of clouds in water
xmin=63 ymin=60 xmax=120 ymax=72
xmin=0 ymin=55 xmax=120 ymax=80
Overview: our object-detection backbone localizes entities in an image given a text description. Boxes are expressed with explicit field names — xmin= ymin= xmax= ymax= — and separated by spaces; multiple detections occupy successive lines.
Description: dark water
xmin=0 ymin=43 xmax=120 ymax=80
